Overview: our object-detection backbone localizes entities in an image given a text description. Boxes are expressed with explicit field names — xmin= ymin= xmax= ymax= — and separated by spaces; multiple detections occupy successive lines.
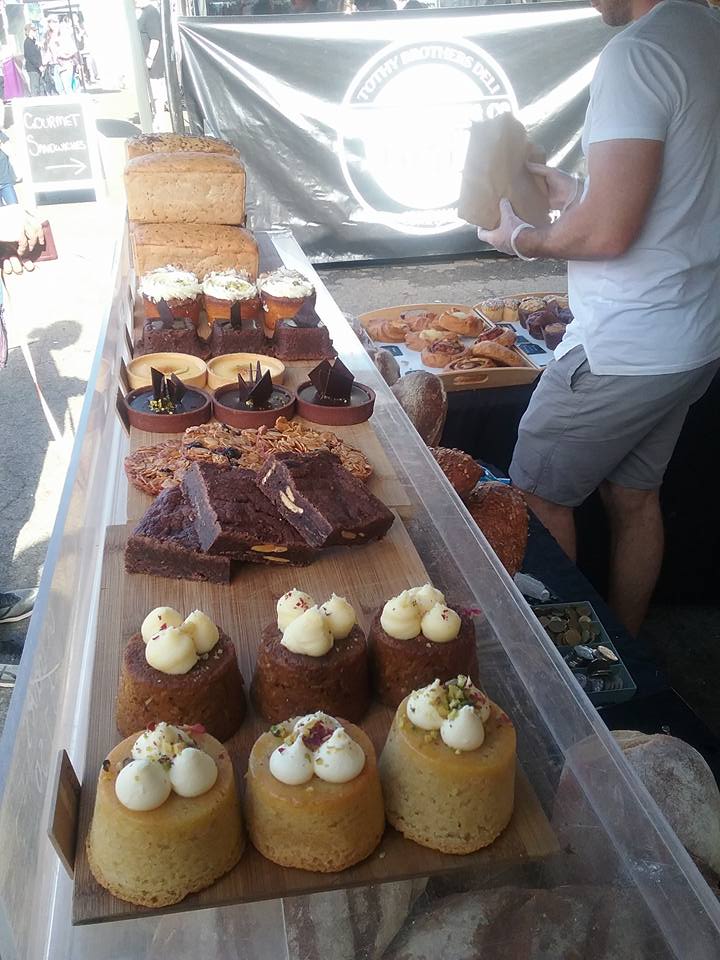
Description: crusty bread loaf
xmin=391 ymin=371 xmax=447 ymax=446
xmin=467 ymin=481 xmax=528 ymax=577
xmin=131 ymin=222 xmax=259 ymax=279
xmin=126 ymin=133 xmax=239 ymax=159
xmin=125 ymin=152 xmax=246 ymax=225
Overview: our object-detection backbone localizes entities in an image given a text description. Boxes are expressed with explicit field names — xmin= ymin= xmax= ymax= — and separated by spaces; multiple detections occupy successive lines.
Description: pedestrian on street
xmin=136 ymin=1 xmax=168 ymax=132
xmin=0 ymin=130 xmax=18 ymax=206
xmin=478 ymin=0 xmax=720 ymax=638
xmin=23 ymin=23 xmax=43 ymax=96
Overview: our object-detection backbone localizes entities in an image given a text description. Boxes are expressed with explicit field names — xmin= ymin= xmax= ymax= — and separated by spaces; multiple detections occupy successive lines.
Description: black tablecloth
xmin=443 ymin=369 xmax=720 ymax=604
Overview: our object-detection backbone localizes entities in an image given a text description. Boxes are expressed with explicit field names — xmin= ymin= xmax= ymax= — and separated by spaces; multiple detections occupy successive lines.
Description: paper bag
xmin=458 ymin=113 xmax=551 ymax=230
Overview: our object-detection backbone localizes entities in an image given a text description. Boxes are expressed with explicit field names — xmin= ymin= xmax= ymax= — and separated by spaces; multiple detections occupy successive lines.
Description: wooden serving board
xmin=72 ymin=522 xmax=557 ymax=925
xmin=358 ymin=303 xmax=541 ymax=393
xmin=124 ymin=368 xmax=412 ymax=525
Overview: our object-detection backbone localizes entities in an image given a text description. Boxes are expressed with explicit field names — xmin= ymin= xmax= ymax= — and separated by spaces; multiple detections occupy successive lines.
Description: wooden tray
xmin=71 ymin=522 xmax=557 ymax=925
xmin=357 ymin=303 xmax=540 ymax=392
xmin=124 ymin=361 xmax=413 ymax=524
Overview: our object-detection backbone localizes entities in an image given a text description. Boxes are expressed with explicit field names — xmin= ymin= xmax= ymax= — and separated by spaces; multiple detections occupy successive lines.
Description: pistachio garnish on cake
xmin=251 ymin=588 xmax=370 ymax=723
xmin=244 ymin=712 xmax=384 ymax=872
xmin=368 ymin=584 xmax=479 ymax=707
xmin=202 ymin=269 xmax=261 ymax=326
xmin=86 ymin=722 xmax=244 ymax=906
xmin=380 ymin=677 xmax=516 ymax=853
xmin=139 ymin=265 xmax=203 ymax=324
xmin=116 ymin=606 xmax=246 ymax=741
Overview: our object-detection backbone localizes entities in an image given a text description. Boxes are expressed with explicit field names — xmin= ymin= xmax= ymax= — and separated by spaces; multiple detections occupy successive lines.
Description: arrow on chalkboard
xmin=46 ymin=158 xmax=88 ymax=176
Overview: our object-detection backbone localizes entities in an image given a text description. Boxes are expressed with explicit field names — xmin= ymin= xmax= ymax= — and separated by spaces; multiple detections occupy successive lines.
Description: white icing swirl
xmin=259 ymin=268 xmax=314 ymax=299
xmin=202 ymin=270 xmax=257 ymax=301
xmin=131 ymin=722 xmax=194 ymax=761
xmin=408 ymin=584 xmax=446 ymax=615
xmin=420 ymin=603 xmax=461 ymax=643
xmin=312 ymin=727 xmax=366 ymax=783
xmin=440 ymin=704 xmax=486 ymax=751
xmin=320 ymin=594 xmax=356 ymax=640
xmin=276 ymin=588 xmax=315 ymax=632
xmin=380 ymin=589 xmax=422 ymax=640
xmin=293 ymin=712 xmax=341 ymax=737
xmin=139 ymin=266 xmax=202 ymax=303
xmin=141 ymin=606 xmax=183 ymax=643
xmin=281 ymin=605 xmax=333 ymax=657
xmin=145 ymin=626 xmax=198 ymax=675
xmin=182 ymin=610 xmax=219 ymax=654
xmin=115 ymin=758 xmax=172 ymax=811
xmin=269 ymin=733 xmax=314 ymax=785
xmin=168 ymin=746 xmax=218 ymax=797
xmin=406 ymin=679 xmax=446 ymax=730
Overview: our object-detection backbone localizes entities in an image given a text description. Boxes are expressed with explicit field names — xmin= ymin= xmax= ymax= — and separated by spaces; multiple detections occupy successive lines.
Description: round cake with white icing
xmin=257 ymin=268 xmax=316 ymax=339
xmin=368 ymin=584 xmax=478 ymax=707
xmin=245 ymin=712 xmax=384 ymax=872
xmin=139 ymin=266 xmax=203 ymax=324
xmin=251 ymin=589 xmax=369 ymax=723
xmin=202 ymin=269 xmax=261 ymax=325
xmin=86 ymin=722 xmax=244 ymax=906
xmin=380 ymin=676 xmax=516 ymax=854
xmin=116 ymin=607 xmax=246 ymax=742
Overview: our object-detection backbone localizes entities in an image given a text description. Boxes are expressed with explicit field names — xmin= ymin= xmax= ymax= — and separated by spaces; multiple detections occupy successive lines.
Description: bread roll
xmin=126 ymin=133 xmax=239 ymax=159
xmin=131 ymin=222 xmax=259 ymax=279
xmin=125 ymin=152 xmax=246 ymax=225
xmin=467 ymin=481 xmax=528 ymax=577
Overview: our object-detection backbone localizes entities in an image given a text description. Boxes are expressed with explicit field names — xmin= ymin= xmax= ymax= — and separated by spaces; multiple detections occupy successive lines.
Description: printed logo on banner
xmin=339 ymin=39 xmax=517 ymax=236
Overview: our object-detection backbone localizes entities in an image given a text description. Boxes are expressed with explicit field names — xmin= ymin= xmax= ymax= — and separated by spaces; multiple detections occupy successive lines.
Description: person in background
xmin=478 ymin=0 xmax=720 ymax=637
xmin=54 ymin=16 xmax=77 ymax=95
xmin=23 ymin=24 xmax=43 ymax=97
xmin=136 ymin=0 xmax=168 ymax=132
xmin=290 ymin=0 xmax=319 ymax=11
xmin=0 ymin=131 xmax=18 ymax=206
xmin=41 ymin=15 xmax=60 ymax=95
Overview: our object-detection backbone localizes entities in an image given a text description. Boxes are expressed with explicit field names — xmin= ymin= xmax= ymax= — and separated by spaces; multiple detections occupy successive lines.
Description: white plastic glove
xmin=527 ymin=162 xmax=582 ymax=212
xmin=477 ymin=198 xmax=533 ymax=258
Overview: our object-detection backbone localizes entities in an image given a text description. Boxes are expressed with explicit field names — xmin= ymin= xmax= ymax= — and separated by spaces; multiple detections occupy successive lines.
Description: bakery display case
xmin=1 ymin=225 xmax=720 ymax=960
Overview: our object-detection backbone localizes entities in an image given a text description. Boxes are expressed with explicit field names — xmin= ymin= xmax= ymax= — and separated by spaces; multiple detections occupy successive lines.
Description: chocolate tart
xmin=123 ymin=386 xmax=212 ymax=433
xmin=213 ymin=383 xmax=296 ymax=429
xmin=116 ymin=630 xmax=246 ymax=741
xmin=295 ymin=380 xmax=375 ymax=426
xmin=251 ymin=622 xmax=370 ymax=723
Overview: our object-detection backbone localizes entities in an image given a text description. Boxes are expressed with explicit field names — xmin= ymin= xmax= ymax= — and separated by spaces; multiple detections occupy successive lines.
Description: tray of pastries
xmin=358 ymin=303 xmax=541 ymax=392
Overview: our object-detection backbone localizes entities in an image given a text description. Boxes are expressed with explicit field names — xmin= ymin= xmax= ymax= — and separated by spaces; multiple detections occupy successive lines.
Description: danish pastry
xmin=421 ymin=338 xmax=465 ymax=369
xmin=400 ymin=310 xmax=438 ymax=332
xmin=437 ymin=309 xmax=481 ymax=337
xmin=405 ymin=328 xmax=447 ymax=351
xmin=470 ymin=342 xmax=522 ymax=367
xmin=444 ymin=354 xmax=494 ymax=371
xmin=474 ymin=327 xmax=517 ymax=349
xmin=364 ymin=318 xmax=408 ymax=343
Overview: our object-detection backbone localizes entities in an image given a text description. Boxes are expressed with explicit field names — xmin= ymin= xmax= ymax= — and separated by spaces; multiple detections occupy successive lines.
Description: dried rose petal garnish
xmin=301 ymin=720 xmax=335 ymax=750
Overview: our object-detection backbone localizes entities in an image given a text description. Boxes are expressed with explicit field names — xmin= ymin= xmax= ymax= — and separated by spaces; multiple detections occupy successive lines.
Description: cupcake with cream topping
xmin=202 ymin=269 xmax=261 ymax=327
xmin=86 ymin=722 xmax=244 ymax=906
xmin=116 ymin=606 xmax=246 ymax=742
xmin=251 ymin=588 xmax=369 ymax=723
xmin=139 ymin=266 xmax=203 ymax=325
xmin=380 ymin=676 xmax=516 ymax=853
xmin=258 ymin=268 xmax=316 ymax=339
xmin=368 ymin=584 xmax=478 ymax=707
xmin=244 ymin=712 xmax=384 ymax=871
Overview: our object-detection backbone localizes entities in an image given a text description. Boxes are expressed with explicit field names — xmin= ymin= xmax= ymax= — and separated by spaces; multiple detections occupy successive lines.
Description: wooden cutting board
xmin=71 ymin=521 xmax=557 ymax=925
xmin=123 ymin=361 xmax=412 ymax=524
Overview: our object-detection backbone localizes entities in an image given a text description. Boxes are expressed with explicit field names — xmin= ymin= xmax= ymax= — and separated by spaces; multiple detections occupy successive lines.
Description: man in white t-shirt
xmin=478 ymin=0 xmax=720 ymax=635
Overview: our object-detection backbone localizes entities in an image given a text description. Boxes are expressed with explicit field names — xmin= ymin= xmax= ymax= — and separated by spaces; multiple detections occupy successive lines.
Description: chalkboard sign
xmin=12 ymin=96 xmax=103 ymax=196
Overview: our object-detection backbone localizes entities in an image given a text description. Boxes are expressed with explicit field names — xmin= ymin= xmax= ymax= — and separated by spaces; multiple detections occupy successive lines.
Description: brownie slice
xmin=182 ymin=461 xmax=318 ymax=565
xmin=257 ymin=450 xmax=394 ymax=548
xmin=209 ymin=321 xmax=268 ymax=357
xmin=136 ymin=317 xmax=209 ymax=360
xmin=273 ymin=322 xmax=336 ymax=361
xmin=125 ymin=486 xmax=232 ymax=583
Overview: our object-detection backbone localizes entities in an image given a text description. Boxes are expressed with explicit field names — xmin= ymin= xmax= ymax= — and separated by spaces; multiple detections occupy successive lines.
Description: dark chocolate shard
xmin=291 ymin=300 xmax=321 ymax=328
xmin=237 ymin=365 xmax=273 ymax=408
xmin=151 ymin=366 xmax=164 ymax=401
xmin=308 ymin=357 xmax=354 ymax=403
xmin=230 ymin=301 xmax=243 ymax=329
xmin=170 ymin=373 xmax=187 ymax=404
xmin=157 ymin=299 xmax=174 ymax=323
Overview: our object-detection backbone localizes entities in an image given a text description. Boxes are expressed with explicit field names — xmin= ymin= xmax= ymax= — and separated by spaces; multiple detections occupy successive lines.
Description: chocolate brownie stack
xmin=125 ymin=450 xmax=394 ymax=582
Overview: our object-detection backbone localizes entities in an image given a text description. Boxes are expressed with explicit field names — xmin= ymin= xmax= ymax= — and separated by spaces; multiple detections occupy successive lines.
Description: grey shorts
xmin=509 ymin=347 xmax=720 ymax=507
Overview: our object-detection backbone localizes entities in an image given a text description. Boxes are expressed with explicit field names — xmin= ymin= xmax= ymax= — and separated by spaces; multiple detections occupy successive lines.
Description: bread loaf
xmin=126 ymin=133 xmax=239 ymax=159
xmin=391 ymin=372 xmax=447 ymax=446
xmin=467 ymin=481 xmax=528 ymax=576
xmin=131 ymin=222 xmax=259 ymax=279
xmin=125 ymin=152 xmax=246 ymax=225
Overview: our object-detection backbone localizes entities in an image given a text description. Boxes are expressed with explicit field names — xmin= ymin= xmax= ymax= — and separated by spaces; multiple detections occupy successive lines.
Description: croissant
xmin=470 ymin=341 xmax=522 ymax=367
xmin=400 ymin=310 xmax=438 ymax=332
